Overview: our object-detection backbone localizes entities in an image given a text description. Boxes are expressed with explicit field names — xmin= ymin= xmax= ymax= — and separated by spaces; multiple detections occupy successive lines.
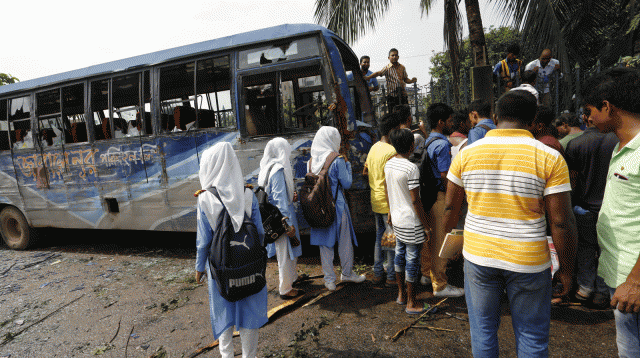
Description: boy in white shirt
xmin=385 ymin=128 xmax=432 ymax=314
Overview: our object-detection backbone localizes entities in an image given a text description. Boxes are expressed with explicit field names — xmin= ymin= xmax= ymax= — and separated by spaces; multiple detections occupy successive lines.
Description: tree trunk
xmin=465 ymin=0 xmax=487 ymax=67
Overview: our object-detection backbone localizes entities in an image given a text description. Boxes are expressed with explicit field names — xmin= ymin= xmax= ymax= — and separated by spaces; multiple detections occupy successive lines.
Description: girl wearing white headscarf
xmin=258 ymin=137 xmax=303 ymax=298
xmin=308 ymin=126 xmax=366 ymax=291
xmin=195 ymin=142 xmax=267 ymax=358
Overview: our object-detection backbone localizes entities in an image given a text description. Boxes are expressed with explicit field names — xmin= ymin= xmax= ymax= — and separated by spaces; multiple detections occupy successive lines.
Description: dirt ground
xmin=0 ymin=229 xmax=619 ymax=358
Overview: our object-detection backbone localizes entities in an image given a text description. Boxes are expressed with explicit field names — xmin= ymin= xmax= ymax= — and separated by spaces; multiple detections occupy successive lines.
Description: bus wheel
xmin=0 ymin=207 xmax=31 ymax=250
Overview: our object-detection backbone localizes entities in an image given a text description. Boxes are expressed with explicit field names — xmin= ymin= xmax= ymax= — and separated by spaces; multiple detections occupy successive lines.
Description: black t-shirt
xmin=564 ymin=127 xmax=619 ymax=213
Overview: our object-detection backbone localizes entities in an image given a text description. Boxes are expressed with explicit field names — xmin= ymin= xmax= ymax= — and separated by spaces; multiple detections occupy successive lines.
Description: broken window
xmin=9 ymin=96 xmax=33 ymax=150
xmin=62 ymin=84 xmax=88 ymax=144
xmin=160 ymin=62 xmax=196 ymax=133
xmin=91 ymin=79 xmax=110 ymax=140
xmin=36 ymin=89 xmax=63 ymax=147
xmin=195 ymin=55 xmax=235 ymax=129
xmin=0 ymin=100 xmax=9 ymax=150
xmin=239 ymin=37 xmax=320 ymax=69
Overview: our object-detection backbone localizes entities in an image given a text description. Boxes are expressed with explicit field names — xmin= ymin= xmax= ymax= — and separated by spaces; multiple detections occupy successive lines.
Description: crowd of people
xmin=192 ymin=44 xmax=640 ymax=357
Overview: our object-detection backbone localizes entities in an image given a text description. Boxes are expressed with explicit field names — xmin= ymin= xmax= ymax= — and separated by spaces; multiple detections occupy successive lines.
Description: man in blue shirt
xmin=467 ymin=99 xmax=496 ymax=145
xmin=419 ymin=103 xmax=465 ymax=298
xmin=347 ymin=55 xmax=379 ymax=92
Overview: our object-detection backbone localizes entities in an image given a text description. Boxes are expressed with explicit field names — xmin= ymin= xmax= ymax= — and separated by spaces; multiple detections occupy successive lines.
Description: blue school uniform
xmin=265 ymin=168 xmax=303 ymax=260
xmin=309 ymin=157 xmax=357 ymax=248
xmin=195 ymin=194 xmax=268 ymax=339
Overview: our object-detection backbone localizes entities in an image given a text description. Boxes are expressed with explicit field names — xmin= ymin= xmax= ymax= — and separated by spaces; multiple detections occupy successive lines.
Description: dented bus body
xmin=0 ymin=24 xmax=376 ymax=249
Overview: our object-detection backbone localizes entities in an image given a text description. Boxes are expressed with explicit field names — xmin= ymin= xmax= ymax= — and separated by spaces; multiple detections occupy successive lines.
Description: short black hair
xmin=533 ymin=106 xmax=555 ymax=127
xmin=426 ymin=103 xmax=453 ymax=129
xmin=583 ymin=67 xmax=640 ymax=114
xmin=389 ymin=128 xmax=414 ymax=155
xmin=359 ymin=55 xmax=370 ymax=64
xmin=496 ymin=91 xmax=537 ymax=125
xmin=555 ymin=112 xmax=581 ymax=128
xmin=389 ymin=48 xmax=399 ymax=56
xmin=521 ymin=70 xmax=537 ymax=84
xmin=452 ymin=110 xmax=469 ymax=133
xmin=468 ymin=99 xmax=491 ymax=118
xmin=393 ymin=104 xmax=412 ymax=124
xmin=379 ymin=112 xmax=402 ymax=137
xmin=507 ymin=43 xmax=520 ymax=56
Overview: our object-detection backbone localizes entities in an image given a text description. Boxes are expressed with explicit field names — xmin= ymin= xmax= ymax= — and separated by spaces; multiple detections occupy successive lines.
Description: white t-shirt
xmin=525 ymin=58 xmax=560 ymax=94
xmin=511 ymin=83 xmax=540 ymax=104
xmin=384 ymin=156 xmax=425 ymax=244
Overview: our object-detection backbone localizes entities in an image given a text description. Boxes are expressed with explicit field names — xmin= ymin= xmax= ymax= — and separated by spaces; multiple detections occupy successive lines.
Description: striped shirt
xmin=380 ymin=63 xmax=409 ymax=96
xmin=384 ymin=157 xmax=425 ymax=244
xmin=447 ymin=129 xmax=570 ymax=273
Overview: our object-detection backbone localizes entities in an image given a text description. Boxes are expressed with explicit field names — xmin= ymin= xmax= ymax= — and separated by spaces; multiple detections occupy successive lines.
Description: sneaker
xmin=324 ymin=281 xmax=336 ymax=291
xmin=341 ymin=273 xmax=366 ymax=283
xmin=420 ymin=276 xmax=432 ymax=286
xmin=433 ymin=285 xmax=465 ymax=298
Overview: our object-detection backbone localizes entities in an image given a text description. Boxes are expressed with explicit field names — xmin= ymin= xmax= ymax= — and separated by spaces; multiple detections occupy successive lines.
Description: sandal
xmin=280 ymin=289 xmax=305 ymax=300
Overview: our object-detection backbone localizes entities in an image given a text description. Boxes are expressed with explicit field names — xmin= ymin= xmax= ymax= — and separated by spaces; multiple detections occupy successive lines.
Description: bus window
xmin=0 ymin=100 xmax=9 ymax=150
xmin=62 ymin=83 xmax=88 ymax=144
xmin=243 ymin=72 xmax=278 ymax=136
xmin=36 ymin=89 xmax=63 ymax=147
xmin=91 ymin=79 xmax=110 ymax=140
xmin=112 ymin=73 xmax=142 ymax=138
xmin=160 ymin=62 xmax=196 ymax=133
xmin=285 ymin=67 xmax=326 ymax=131
xmin=239 ymin=37 xmax=320 ymax=69
xmin=196 ymin=56 xmax=234 ymax=129
xmin=9 ymin=96 xmax=33 ymax=150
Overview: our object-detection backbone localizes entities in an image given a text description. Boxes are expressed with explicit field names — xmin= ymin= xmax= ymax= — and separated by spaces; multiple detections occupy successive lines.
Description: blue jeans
xmin=574 ymin=206 xmax=608 ymax=296
xmin=373 ymin=213 xmax=395 ymax=280
xmin=394 ymin=240 xmax=422 ymax=283
xmin=464 ymin=259 xmax=551 ymax=358
xmin=609 ymin=287 xmax=640 ymax=358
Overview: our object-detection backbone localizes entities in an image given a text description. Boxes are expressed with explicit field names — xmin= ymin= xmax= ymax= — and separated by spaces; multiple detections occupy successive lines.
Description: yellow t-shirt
xmin=365 ymin=141 xmax=397 ymax=214
xmin=447 ymin=129 xmax=570 ymax=273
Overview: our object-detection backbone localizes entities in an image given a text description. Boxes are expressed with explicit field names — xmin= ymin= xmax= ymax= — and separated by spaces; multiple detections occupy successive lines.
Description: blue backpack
xmin=208 ymin=187 xmax=267 ymax=302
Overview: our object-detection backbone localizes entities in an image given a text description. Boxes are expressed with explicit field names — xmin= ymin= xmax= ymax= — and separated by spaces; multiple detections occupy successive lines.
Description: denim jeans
xmin=394 ymin=240 xmax=422 ymax=283
xmin=464 ymin=259 xmax=551 ymax=358
xmin=373 ymin=213 xmax=395 ymax=280
xmin=609 ymin=287 xmax=640 ymax=358
xmin=574 ymin=206 xmax=608 ymax=296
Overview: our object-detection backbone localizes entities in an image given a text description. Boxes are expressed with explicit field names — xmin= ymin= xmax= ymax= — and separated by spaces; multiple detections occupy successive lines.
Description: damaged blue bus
xmin=0 ymin=24 xmax=377 ymax=249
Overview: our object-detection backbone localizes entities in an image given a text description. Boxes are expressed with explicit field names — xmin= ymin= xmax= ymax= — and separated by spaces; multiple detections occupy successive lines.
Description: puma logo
xmin=230 ymin=235 xmax=250 ymax=250
xmin=229 ymin=273 xmax=263 ymax=288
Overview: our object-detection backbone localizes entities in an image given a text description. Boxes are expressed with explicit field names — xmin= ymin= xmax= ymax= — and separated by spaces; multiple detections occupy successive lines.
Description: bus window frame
xmin=237 ymin=57 xmax=331 ymax=137
xmin=156 ymin=52 xmax=236 ymax=135
xmin=7 ymin=93 xmax=35 ymax=151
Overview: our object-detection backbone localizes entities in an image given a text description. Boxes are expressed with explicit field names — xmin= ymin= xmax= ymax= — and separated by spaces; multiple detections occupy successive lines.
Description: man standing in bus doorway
xmin=525 ymin=49 xmax=561 ymax=108
xmin=366 ymin=49 xmax=417 ymax=113
xmin=348 ymin=56 xmax=380 ymax=93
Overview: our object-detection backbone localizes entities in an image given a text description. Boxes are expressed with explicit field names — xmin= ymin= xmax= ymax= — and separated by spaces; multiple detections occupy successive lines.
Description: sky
xmin=1 ymin=0 xmax=505 ymax=90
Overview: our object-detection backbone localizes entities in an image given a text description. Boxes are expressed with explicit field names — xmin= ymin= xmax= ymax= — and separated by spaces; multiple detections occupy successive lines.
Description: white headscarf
xmin=198 ymin=142 xmax=245 ymax=233
xmin=258 ymin=137 xmax=295 ymax=202
xmin=309 ymin=126 xmax=341 ymax=175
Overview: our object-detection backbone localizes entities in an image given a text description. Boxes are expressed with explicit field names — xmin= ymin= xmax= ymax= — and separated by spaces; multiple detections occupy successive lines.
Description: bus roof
xmin=0 ymin=23 xmax=337 ymax=97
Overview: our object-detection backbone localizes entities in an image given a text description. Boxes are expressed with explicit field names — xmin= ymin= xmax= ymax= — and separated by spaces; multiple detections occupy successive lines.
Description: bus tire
xmin=0 ymin=206 xmax=31 ymax=250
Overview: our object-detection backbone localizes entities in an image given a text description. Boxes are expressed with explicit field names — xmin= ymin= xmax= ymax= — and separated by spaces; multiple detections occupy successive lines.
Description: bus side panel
xmin=0 ymin=154 xmax=23 ymax=212
xmin=63 ymin=144 xmax=105 ymax=229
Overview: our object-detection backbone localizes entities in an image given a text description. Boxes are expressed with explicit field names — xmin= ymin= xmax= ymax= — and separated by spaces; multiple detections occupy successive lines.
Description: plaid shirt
xmin=380 ymin=63 xmax=409 ymax=97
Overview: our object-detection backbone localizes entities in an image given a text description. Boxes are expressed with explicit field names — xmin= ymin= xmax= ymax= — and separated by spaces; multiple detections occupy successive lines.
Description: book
xmin=439 ymin=229 xmax=464 ymax=259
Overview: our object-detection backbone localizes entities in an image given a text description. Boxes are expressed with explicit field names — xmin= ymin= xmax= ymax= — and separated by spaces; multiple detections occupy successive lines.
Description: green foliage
xmin=0 ymin=73 xmax=19 ymax=86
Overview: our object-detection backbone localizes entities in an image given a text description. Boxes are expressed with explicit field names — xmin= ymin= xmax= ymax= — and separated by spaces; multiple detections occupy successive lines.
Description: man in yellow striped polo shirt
xmin=443 ymin=90 xmax=577 ymax=357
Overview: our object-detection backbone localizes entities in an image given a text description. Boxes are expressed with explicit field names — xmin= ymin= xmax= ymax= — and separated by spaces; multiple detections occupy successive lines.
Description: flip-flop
xmin=405 ymin=306 xmax=427 ymax=315
xmin=280 ymin=289 xmax=305 ymax=300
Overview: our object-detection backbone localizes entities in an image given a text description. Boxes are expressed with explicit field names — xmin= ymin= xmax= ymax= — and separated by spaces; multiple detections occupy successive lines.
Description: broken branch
xmin=124 ymin=325 xmax=134 ymax=358
xmin=391 ymin=298 xmax=448 ymax=342
xmin=1 ymin=261 xmax=17 ymax=275
xmin=108 ymin=317 xmax=121 ymax=344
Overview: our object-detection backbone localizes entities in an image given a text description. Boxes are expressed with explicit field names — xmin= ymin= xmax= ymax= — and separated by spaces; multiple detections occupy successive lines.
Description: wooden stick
xmin=302 ymin=285 xmax=345 ymax=308
xmin=108 ymin=317 xmax=121 ymax=343
xmin=412 ymin=325 xmax=455 ymax=332
xmin=391 ymin=298 xmax=448 ymax=342
xmin=1 ymin=261 xmax=17 ymax=275
xmin=124 ymin=325 xmax=134 ymax=358
xmin=187 ymin=332 xmax=239 ymax=358
xmin=21 ymin=253 xmax=56 ymax=269
xmin=0 ymin=294 xmax=84 ymax=346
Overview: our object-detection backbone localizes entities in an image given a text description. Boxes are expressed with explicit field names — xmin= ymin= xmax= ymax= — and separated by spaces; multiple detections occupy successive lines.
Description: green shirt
xmin=597 ymin=130 xmax=640 ymax=288
xmin=559 ymin=131 xmax=583 ymax=150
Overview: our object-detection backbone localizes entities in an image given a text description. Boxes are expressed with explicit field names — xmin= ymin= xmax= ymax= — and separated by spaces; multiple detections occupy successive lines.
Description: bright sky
xmin=1 ymin=0 xmax=504 ymax=89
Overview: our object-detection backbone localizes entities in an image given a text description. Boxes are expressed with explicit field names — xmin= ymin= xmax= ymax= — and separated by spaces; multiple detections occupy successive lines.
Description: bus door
xmin=8 ymin=95 xmax=38 ymax=212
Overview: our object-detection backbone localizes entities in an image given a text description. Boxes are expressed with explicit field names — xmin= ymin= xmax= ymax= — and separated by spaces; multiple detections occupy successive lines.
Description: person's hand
xmin=293 ymin=192 xmax=298 ymax=202
xmin=328 ymin=103 xmax=337 ymax=111
xmin=611 ymin=281 xmax=640 ymax=313
xmin=554 ymin=63 xmax=561 ymax=70
xmin=552 ymin=270 xmax=572 ymax=299
xmin=424 ymin=228 xmax=432 ymax=242
xmin=411 ymin=77 xmax=417 ymax=83
xmin=533 ymin=66 xmax=540 ymax=72
xmin=195 ymin=271 xmax=206 ymax=284
xmin=286 ymin=225 xmax=297 ymax=238
xmin=387 ymin=215 xmax=393 ymax=226
xmin=419 ymin=120 xmax=427 ymax=137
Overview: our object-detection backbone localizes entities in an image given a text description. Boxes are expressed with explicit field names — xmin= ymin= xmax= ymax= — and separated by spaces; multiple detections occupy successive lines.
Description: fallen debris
xmin=444 ymin=312 xmax=468 ymax=322
xmin=108 ymin=318 xmax=121 ymax=344
xmin=124 ymin=325 xmax=135 ymax=358
xmin=0 ymin=294 xmax=85 ymax=347
xmin=412 ymin=326 xmax=455 ymax=332
xmin=391 ymin=298 xmax=448 ymax=342
xmin=21 ymin=253 xmax=57 ymax=269
xmin=1 ymin=261 xmax=17 ymax=275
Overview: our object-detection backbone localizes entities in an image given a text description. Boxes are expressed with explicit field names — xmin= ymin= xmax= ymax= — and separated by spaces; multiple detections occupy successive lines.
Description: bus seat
xmin=102 ymin=118 xmax=112 ymax=139
xmin=0 ymin=131 xmax=10 ymax=150
xmin=162 ymin=113 xmax=174 ymax=132
xmin=197 ymin=109 xmax=216 ymax=129
xmin=15 ymin=129 xmax=24 ymax=143
xmin=40 ymin=128 xmax=56 ymax=146
xmin=174 ymin=106 xmax=196 ymax=131
xmin=71 ymin=122 xmax=88 ymax=143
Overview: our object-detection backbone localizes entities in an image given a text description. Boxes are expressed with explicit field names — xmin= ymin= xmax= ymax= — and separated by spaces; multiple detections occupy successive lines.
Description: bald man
xmin=525 ymin=49 xmax=561 ymax=107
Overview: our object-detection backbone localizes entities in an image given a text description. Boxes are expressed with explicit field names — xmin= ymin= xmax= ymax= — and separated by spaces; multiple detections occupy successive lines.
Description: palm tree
xmin=314 ymin=0 xmax=490 ymax=106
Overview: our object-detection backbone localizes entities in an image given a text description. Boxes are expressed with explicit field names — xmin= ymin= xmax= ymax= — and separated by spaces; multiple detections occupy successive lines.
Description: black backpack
xmin=254 ymin=165 xmax=287 ymax=245
xmin=207 ymin=187 xmax=267 ymax=302
xmin=418 ymin=137 xmax=443 ymax=212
